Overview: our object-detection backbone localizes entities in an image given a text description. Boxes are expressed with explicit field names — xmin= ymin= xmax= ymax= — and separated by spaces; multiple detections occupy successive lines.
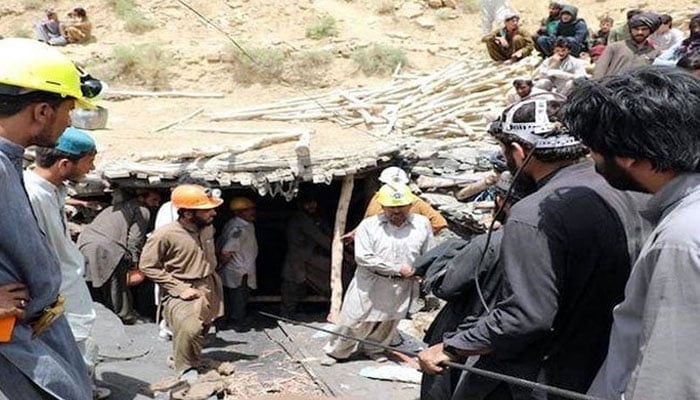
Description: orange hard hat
xmin=171 ymin=184 xmax=223 ymax=210
xmin=229 ymin=197 xmax=255 ymax=211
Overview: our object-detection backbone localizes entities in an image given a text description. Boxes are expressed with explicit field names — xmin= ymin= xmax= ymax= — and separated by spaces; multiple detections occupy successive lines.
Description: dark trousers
xmin=223 ymin=281 xmax=250 ymax=322
xmin=89 ymin=257 xmax=134 ymax=322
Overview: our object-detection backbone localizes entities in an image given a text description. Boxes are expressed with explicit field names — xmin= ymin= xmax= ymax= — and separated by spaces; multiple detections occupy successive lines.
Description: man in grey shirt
xmin=0 ymin=38 xmax=93 ymax=399
xmin=562 ymin=66 xmax=700 ymax=400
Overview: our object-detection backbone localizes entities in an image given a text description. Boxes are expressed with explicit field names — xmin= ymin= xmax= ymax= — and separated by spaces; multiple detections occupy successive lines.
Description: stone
xmin=184 ymin=381 xmax=222 ymax=400
xmin=443 ymin=0 xmax=458 ymax=8
xmin=398 ymin=2 xmax=424 ymax=19
xmin=415 ymin=16 xmax=436 ymax=29
xmin=427 ymin=0 xmax=443 ymax=8
xmin=217 ymin=362 xmax=236 ymax=376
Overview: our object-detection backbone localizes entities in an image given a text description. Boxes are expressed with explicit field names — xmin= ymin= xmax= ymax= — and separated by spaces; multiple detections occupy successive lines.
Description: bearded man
xmin=594 ymin=12 xmax=662 ymax=79
xmin=139 ymin=184 xmax=224 ymax=378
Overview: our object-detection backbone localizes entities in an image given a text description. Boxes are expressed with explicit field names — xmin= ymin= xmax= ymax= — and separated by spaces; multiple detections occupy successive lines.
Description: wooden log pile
xmin=208 ymin=57 xmax=539 ymax=138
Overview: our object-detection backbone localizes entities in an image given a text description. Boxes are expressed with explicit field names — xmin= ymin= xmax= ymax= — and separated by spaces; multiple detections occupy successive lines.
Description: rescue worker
xmin=281 ymin=195 xmax=332 ymax=317
xmin=418 ymin=96 xmax=649 ymax=399
xmin=323 ymin=184 xmax=433 ymax=365
xmin=0 ymin=37 xmax=93 ymax=399
xmin=78 ymin=189 xmax=161 ymax=324
xmin=363 ymin=166 xmax=447 ymax=235
xmin=217 ymin=197 xmax=258 ymax=326
xmin=139 ymin=184 xmax=224 ymax=377
xmin=24 ymin=127 xmax=110 ymax=399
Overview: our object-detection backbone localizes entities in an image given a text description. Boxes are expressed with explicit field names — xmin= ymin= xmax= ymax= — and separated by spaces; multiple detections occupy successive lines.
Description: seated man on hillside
xmin=482 ymin=13 xmax=534 ymax=63
xmin=506 ymin=77 xmax=548 ymax=105
xmin=536 ymin=2 xmax=562 ymax=38
xmin=536 ymin=5 xmax=589 ymax=57
xmin=608 ymin=9 xmax=643 ymax=43
xmin=653 ymin=12 xmax=700 ymax=66
xmin=649 ymin=14 xmax=684 ymax=51
xmin=61 ymin=7 xmax=92 ymax=44
xmin=535 ymin=37 xmax=587 ymax=95
xmin=34 ymin=9 xmax=66 ymax=46
xmin=594 ymin=13 xmax=661 ymax=79
xmin=588 ymin=16 xmax=614 ymax=58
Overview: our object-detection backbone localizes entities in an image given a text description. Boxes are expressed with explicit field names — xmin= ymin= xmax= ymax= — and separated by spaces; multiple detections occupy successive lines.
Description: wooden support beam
xmin=327 ymin=175 xmax=354 ymax=323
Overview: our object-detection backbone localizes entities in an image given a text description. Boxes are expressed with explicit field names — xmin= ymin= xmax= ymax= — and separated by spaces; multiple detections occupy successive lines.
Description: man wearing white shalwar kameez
xmin=324 ymin=184 xmax=433 ymax=362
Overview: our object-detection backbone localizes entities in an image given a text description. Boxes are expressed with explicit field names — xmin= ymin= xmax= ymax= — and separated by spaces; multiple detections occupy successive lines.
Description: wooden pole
xmin=327 ymin=175 xmax=354 ymax=323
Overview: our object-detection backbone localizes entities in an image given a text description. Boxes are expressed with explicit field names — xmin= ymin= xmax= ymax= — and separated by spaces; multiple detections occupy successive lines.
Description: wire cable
xmin=260 ymin=311 xmax=606 ymax=400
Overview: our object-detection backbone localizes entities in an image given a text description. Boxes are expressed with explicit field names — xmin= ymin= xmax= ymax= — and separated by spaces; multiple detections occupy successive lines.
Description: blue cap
xmin=55 ymin=127 xmax=96 ymax=156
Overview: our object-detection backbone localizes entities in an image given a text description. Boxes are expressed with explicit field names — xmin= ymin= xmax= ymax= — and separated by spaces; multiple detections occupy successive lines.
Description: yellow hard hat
xmin=229 ymin=197 xmax=255 ymax=211
xmin=171 ymin=184 xmax=223 ymax=210
xmin=376 ymin=184 xmax=415 ymax=207
xmin=0 ymin=38 xmax=94 ymax=109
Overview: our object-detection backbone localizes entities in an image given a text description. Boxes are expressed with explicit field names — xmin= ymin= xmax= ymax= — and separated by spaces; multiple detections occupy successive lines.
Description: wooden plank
xmin=105 ymin=89 xmax=225 ymax=98
xmin=327 ymin=175 xmax=354 ymax=323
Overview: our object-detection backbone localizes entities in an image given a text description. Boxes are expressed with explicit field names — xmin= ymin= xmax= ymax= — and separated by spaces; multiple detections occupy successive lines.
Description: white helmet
xmin=379 ymin=166 xmax=409 ymax=185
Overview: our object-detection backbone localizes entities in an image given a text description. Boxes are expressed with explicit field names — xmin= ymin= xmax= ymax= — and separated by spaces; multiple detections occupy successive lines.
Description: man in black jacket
xmin=418 ymin=95 xmax=649 ymax=400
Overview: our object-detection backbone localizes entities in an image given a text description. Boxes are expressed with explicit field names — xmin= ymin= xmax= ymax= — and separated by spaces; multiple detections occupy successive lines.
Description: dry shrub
xmin=123 ymin=13 xmax=158 ymax=34
xmin=107 ymin=0 xmax=158 ymax=33
xmin=21 ymin=0 xmax=43 ymax=10
xmin=376 ymin=1 xmax=395 ymax=15
xmin=305 ymin=16 xmax=339 ymax=39
xmin=351 ymin=44 xmax=408 ymax=76
xmin=226 ymin=44 xmax=287 ymax=85
xmin=285 ymin=49 xmax=334 ymax=86
xmin=108 ymin=44 xmax=170 ymax=89
xmin=13 ymin=27 xmax=32 ymax=38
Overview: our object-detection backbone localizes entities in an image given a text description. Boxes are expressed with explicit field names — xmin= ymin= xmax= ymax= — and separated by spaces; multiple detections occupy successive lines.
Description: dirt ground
xmin=1 ymin=0 xmax=698 ymax=170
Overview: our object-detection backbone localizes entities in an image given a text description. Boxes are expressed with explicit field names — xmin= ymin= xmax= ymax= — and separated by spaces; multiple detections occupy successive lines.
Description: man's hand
xmin=418 ymin=343 xmax=455 ymax=375
xmin=218 ymin=251 xmax=233 ymax=266
xmin=495 ymin=36 xmax=509 ymax=49
xmin=0 ymin=283 xmax=30 ymax=320
xmin=399 ymin=264 xmax=415 ymax=278
xmin=511 ymin=49 xmax=523 ymax=60
xmin=340 ymin=230 xmax=356 ymax=243
xmin=179 ymin=288 xmax=202 ymax=300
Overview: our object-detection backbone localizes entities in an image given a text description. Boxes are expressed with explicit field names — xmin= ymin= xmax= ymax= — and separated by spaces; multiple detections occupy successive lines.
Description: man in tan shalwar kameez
xmin=139 ymin=184 xmax=224 ymax=375
xmin=323 ymin=184 xmax=433 ymax=364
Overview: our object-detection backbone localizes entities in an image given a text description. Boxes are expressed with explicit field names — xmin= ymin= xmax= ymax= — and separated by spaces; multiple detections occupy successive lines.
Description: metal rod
xmin=259 ymin=311 xmax=606 ymax=400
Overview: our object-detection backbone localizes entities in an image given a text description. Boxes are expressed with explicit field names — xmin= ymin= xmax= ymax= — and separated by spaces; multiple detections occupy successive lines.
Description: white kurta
xmin=216 ymin=216 xmax=258 ymax=289
xmin=339 ymin=213 xmax=433 ymax=324
xmin=23 ymin=171 xmax=97 ymax=353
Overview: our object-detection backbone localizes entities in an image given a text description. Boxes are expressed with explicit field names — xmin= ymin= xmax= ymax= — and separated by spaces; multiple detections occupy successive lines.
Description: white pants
xmin=324 ymin=320 xmax=400 ymax=360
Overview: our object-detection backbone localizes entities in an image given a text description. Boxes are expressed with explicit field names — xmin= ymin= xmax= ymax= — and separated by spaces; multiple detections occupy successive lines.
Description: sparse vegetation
xmin=123 ymin=13 xmax=158 ymax=34
xmin=296 ymin=50 xmax=334 ymax=69
xmin=351 ymin=44 xmax=408 ymax=76
xmin=287 ymin=50 xmax=335 ymax=86
xmin=107 ymin=0 xmax=158 ymax=33
xmin=376 ymin=1 xmax=395 ymax=15
xmin=459 ymin=0 xmax=480 ymax=13
xmin=105 ymin=44 xmax=170 ymax=89
xmin=225 ymin=45 xmax=287 ymax=85
xmin=21 ymin=0 xmax=43 ymax=10
xmin=305 ymin=16 xmax=339 ymax=40
xmin=13 ymin=27 xmax=32 ymax=38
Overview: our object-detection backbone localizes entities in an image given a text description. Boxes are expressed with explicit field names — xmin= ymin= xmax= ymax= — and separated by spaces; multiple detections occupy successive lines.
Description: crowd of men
xmin=484 ymin=3 xmax=700 ymax=101
xmin=1 ymin=9 xmax=700 ymax=400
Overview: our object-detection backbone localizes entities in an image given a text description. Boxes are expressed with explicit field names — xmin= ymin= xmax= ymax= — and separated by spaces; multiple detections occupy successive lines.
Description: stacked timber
xmin=208 ymin=56 xmax=540 ymax=138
